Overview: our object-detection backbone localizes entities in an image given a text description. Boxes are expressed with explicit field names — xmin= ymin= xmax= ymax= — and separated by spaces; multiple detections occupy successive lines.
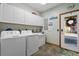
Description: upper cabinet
xmin=24 ymin=10 xmax=31 ymax=25
xmin=0 ymin=4 xmax=3 ymax=22
xmin=0 ymin=4 xmax=44 ymax=26
xmin=2 ymin=4 xmax=15 ymax=23
xmin=2 ymin=4 xmax=25 ymax=24
xmin=33 ymin=15 xmax=44 ymax=26
xmin=0 ymin=4 xmax=1 ymax=20
xmin=14 ymin=7 xmax=25 ymax=24
xmin=24 ymin=12 xmax=44 ymax=26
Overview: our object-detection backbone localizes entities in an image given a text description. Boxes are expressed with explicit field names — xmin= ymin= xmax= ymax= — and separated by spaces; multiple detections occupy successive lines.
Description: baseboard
xmin=46 ymin=42 xmax=60 ymax=47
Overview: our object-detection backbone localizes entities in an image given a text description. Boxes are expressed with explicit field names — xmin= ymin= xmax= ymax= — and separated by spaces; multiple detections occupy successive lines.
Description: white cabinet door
xmin=1 ymin=37 xmax=26 ymax=56
xmin=25 ymin=12 xmax=36 ymax=26
xmin=24 ymin=11 xmax=44 ymax=26
xmin=29 ymin=14 xmax=38 ymax=26
xmin=24 ymin=11 xmax=32 ymax=25
xmin=38 ymin=16 xmax=44 ymax=26
xmin=38 ymin=35 xmax=45 ymax=47
xmin=33 ymin=15 xmax=44 ymax=26
xmin=14 ymin=7 xmax=25 ymax=24
xmin=0 ymin=4 xmax=3 ymax=21
xmin=29 ymin=14 xmax=36 ymax=25
xmin=35 ymin=35 xmax=45 ymax=47
xmin=27 ymin=36 xmax=39 ymax=56
xmin=2 ymin=4 xmax=14 ymax=23
xmin=1 ymin=4 xmax=25 ymax=24
xmin=29 ymin=15 xmax=44 ymax=26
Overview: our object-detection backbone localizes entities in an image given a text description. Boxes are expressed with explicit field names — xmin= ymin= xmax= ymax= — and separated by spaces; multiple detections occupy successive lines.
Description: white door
xmin=47 ymin=17 xmax=59 ymax=45
xmin=61 ymin=11 xmax=79 ymax=52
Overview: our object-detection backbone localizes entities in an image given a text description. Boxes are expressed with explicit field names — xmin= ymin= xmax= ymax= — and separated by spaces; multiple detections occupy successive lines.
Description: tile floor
xmin=32 ymin=43 xmax=79 ymax=56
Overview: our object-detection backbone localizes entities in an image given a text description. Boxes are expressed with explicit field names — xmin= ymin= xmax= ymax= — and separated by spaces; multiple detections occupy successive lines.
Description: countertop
xmin=0 ymin=33 xmax=44 ymax=40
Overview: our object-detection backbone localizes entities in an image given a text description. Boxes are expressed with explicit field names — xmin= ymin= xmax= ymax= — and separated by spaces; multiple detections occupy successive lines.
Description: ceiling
xmin=23 ymin=3 xmax=61 ymax=13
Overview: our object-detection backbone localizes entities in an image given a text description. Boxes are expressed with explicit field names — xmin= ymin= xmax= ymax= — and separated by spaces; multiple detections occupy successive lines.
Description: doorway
xmin=59 ymin=9 xmax=79 ymax=52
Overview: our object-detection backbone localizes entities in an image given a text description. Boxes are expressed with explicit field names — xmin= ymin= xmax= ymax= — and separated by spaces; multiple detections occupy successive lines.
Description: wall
xmin=41 ymin=3 xmax=79 ymax=45
xmin=0 ymin=22 xmax=42 ymax=33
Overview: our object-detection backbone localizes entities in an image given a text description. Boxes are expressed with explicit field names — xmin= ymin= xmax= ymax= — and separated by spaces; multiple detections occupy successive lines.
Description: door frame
xmin=59 ymin=9 xmax=79 ymax=47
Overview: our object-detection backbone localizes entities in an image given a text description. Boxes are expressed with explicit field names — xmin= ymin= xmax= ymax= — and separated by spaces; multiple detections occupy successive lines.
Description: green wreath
xmin=66 ymin=17 xmax=77 ymax=26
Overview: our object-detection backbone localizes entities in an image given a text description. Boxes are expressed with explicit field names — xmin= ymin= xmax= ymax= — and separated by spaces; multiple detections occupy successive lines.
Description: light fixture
xmin=40 ymin=3 xmax=47 ymax=5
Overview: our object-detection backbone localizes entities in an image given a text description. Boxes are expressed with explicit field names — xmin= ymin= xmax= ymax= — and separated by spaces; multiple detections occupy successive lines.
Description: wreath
xmin=66 ymin=17 xmax=77 ymax=26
